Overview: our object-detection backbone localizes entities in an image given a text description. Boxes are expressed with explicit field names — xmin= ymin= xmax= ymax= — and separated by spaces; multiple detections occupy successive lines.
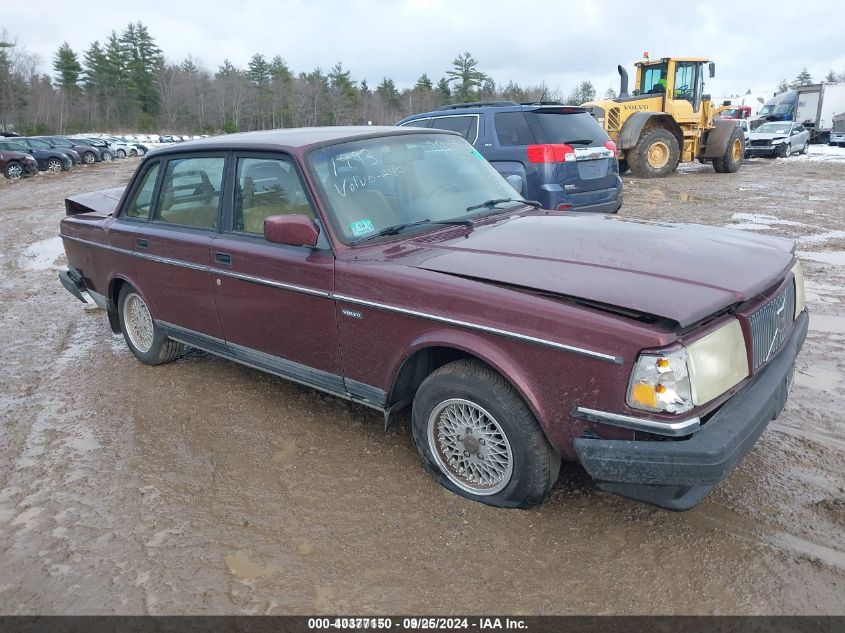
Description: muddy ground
xmin=0 ymin=149 xmax=843 ymax=615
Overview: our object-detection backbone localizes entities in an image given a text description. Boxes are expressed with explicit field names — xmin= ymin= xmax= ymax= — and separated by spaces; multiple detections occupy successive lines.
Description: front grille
xmin=608 ymin=108 xmax=621 ymax=132
xmin=749 ymin=281 xmax=795 ymax=371
xmin=750 ymin=139 xmax=772 ymax=147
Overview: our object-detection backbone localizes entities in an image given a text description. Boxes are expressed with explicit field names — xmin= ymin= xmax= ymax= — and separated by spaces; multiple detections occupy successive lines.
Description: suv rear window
xmin=428 ymin=115 xmax=479 ymax=143
xmin=527 ymin=110 xmax=608 ymax=147
xmin=494 ymin=112 xmax=535 ymax=146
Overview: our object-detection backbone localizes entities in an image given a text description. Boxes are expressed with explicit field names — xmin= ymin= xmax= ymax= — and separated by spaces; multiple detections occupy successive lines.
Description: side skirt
xmin=157 ymin=321 xmax=387 ymax=412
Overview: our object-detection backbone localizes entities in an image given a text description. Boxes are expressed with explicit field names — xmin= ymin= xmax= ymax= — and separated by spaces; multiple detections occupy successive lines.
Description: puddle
xmin=19 ymin=236 xmax=65 ymax=271
xmin=808 ymin=314 xmax=845 ymax=335
xmin=225 ymin=551 xmax=280 ymax=580
xmin=799 ymin=250 xmax=845 ymax=267
xmin=727 ymin=223 xmax=772 ymax=231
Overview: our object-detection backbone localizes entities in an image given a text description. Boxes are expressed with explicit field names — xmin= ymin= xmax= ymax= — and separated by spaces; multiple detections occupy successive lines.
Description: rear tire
xmin=411 ymin=359 xmax=560 ymax=508
xmin=117 ymin=284 xmax=184 ymax=365
xmin=116 ymin=149 xmax=127 ymax=158
xmin=82 ymin=151 xmax=96 ymax=164
xmin=627 ymin=128 xmax=680 ymax=178
xmin=102 ymin=151 xmax=113 ymax=161
xmin=713 ymin=128 xmax=743 ymax=173
xmin=46 ymin=158 xmax=63 ymax=173
xmin=799 ymin=141 xmax=808 ymax=155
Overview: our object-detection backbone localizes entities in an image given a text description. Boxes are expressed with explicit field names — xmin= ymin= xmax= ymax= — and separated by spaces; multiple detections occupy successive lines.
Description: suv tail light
xmin=526 ymin=144 xmax=575 ymax=163
xmin=604 ymin=140 xmax=619 ymax=157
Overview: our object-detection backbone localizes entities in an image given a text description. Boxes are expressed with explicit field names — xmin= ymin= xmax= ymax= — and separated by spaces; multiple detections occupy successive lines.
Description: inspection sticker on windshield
xmin=471 ymin=149 xmax=484 ymax=160
xmin=349 ymin=219 xmax=375 ymax=237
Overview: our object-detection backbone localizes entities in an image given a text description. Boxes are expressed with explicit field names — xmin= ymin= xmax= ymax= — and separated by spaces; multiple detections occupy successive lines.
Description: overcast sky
xmin=4 ymin=0 xmax=845 ymax=100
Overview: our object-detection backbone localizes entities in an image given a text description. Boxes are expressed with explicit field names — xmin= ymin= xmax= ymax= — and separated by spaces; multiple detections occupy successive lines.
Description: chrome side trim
xmin=213 ymin=268 xmax=331 ymax=298
xmin=574 ymin=406 xmax=701 ymax=437
xmin=62 ymin=235 xmax=622 ymax=364
xmin=335 ymin=294 xmax=623 ymax=364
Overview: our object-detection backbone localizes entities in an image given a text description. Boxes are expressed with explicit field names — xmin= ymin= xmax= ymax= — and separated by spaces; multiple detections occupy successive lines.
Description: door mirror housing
xmin=505 ymin=174 xmax=524 ymax=194
xmin=708 ymin=62 xmax=716 ymax=78
xmin=263 ymin=214 xmax=320 ymax=247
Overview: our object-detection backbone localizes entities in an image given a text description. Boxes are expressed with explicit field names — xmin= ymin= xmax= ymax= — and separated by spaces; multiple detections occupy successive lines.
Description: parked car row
xmin=0 ymin=134 xmax=144 ymax=180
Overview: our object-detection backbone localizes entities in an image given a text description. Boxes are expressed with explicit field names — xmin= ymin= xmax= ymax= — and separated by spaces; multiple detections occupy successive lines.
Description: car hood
xmin=399 ymin=213 xmax=795 ymax=327
xmin=747 ymin=133 xmax=788 ymax=141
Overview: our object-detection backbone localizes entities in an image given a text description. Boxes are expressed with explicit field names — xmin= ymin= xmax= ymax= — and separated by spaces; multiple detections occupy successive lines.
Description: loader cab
xmin=635 ymin=57 xmax=712 ymax=120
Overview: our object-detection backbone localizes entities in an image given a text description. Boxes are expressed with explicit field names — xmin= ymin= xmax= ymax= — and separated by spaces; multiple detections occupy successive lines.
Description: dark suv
xmin=397 ymin=102 xmax=622 ymax=213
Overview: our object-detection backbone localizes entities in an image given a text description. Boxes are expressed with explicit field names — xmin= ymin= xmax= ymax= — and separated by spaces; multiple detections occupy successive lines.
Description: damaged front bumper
xmin=574 ymin=310 xmax=808 ymax=511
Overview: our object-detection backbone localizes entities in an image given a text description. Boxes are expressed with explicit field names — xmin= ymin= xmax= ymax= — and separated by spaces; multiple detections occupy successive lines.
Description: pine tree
xmin=53 ymin=43 xmax=82 ymax=92
xmin=436 ymin=77 xmax=451 ymax=102
xmin=414 ymin=74 xmax=433 ymax=91
xmin=446 ymin=52 xmax=488 ymax=102
xmin=604 ymin=86 xmax=617 ymax=99
xmin=328 ymin=62 xmax=357 ymax=124
xmin=247 ymin=54 xmax=270 ymax=85
xmin=120 ymin=22 xmax=163 ymax=126
xmin=777 ymin=78 xmax=789 ymax=93
xmin=825 ymin=69 xmax=837 ymax=83
xmin=790 ymin=68 xmax=812 ymax=89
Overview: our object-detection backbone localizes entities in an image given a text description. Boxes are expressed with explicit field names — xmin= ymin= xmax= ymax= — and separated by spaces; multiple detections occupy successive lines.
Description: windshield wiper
xmin=465 ymin=198 xmax=541 ymax=212
xmin=350 ymin=218 xmax=473 ymax=246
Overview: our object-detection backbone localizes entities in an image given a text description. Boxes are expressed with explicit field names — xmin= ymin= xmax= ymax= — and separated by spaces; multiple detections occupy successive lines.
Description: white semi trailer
xmin=795 ymin=82 xmax=845 ymax=142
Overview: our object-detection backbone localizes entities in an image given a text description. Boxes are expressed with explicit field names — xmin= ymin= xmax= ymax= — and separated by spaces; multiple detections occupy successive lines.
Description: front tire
xmin=46 ymin=158 xmax=63 ymax=173
xmin=118 ymin=284 xmax=184 ymax=365
xmin=778 ymin=142 xmax=791 ymax=158
xmin=412 ymin=359 xmax=560 ymax=508
xmin=116 ymin=149 xmax=127 ymax=158
xmin=713 ymin=128 xmax=743 ymax=173
xmin=82 ymin=151 xmax=96 ymax=164
xmin=799 ymin=141 xmax=809 ymax=155
xmin=4 ymin=162 xmax=24 ymax=179
xmin=627 ymin=128 xmax=680 ymax=178
xmin=102 ymin=151 xmax=113 ymax=161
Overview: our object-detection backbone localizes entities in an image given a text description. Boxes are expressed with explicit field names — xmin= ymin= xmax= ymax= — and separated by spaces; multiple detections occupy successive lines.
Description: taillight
xmin=604 ymin=140 xmax=619 ymax=157
xmin=526 ymin=144 xmax=576 ymax=163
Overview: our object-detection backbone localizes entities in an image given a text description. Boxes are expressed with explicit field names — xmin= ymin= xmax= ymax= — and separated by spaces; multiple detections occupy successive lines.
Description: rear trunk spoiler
xmin=64 ymin=186 xmax=125 ymax=216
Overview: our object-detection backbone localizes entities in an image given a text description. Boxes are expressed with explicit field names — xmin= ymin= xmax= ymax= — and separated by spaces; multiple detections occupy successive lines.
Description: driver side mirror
xmin=264 ymin=214 xmax=320 ymax=247
xmin=708 ymin=62 xmax=716 ymax=78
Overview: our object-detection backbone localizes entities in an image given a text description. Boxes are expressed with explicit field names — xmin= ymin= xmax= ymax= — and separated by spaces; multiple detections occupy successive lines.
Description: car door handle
xmin=215 ymin=252 xmax=232 ymax=266
xmin=136 ymin=238 xmax=148 ymax=248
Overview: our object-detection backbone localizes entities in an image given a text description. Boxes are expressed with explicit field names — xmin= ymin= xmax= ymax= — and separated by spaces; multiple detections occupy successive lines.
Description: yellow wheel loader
xmin=582 ymin=55 xmax=743 ymax=177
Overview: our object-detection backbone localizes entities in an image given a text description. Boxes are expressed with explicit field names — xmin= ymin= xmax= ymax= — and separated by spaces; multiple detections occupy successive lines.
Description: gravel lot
xmin=0 ymin=149 xmax=843 ymax=614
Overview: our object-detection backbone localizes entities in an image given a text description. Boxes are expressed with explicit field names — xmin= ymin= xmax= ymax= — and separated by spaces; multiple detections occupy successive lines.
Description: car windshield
xmin=307 ymin=133 xmax=525 ymax=245
xmin=755 ymin=123 xmax=792 ymax=134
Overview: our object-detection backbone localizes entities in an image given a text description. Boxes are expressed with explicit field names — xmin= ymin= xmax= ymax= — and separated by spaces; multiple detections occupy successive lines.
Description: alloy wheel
xmin=46 ymin=159 xmax=63 ymax=173
xmin=123 ymin=292 xmax=154 ymax=354
xmin=427 ymin=398 xmax=514 ymax=495
xmin=6 ymin=164 xmax=23 ymax=179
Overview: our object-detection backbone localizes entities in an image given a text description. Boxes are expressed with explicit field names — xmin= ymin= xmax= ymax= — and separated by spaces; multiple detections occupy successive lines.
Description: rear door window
xmin=124 ymin=163 xmax=160 ymax=219
xmin=399 ymin=117 xmax=432 ymax=128
xmin=428 ymin=115 xmax=479 ymax=144
xmin=154 ymin=156 xmax=225 ymax=229
xmin=493 ymin=112 xmax=535 ymax=146
xmin=526 ymin=111 xmax=609 ymax=147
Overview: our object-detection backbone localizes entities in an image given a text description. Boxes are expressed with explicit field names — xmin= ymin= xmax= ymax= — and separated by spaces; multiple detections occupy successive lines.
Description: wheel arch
xmin=383 ymin=333 xmax=545 ymax=437
xmin=107 ymin=274 xmax=153 ymax=334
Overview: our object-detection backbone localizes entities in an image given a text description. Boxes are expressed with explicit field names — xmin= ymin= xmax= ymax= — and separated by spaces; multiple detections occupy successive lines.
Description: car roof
xmin=148 ymin=126 xmax=457 ymax=155
xmin=397 ymin=103 xmax=586 ymax=123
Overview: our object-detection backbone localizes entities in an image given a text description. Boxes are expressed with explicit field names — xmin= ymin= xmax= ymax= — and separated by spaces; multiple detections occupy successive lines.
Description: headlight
xmin=792 ymin=260 xmax=805 ymax=318
xmin=627 ymin=349 xmax=693 ymax=414
xmin=628 ymin=319 xmax=749 ymax=414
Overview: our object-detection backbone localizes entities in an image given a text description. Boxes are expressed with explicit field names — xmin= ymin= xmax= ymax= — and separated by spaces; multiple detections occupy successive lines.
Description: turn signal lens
xmin=628 ymin=350 xmax=694 ymax=414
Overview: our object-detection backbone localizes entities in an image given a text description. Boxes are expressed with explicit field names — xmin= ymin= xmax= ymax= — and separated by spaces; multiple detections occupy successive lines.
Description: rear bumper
xmin=574 ymin=310 xmax=808 ymax=511
xmin=571 ymin=194 xmax=622 ymax=214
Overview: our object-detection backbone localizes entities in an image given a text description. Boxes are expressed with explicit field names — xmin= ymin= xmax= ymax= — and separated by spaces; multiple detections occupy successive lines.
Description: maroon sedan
xmin=1 ymin=147 xmax=39 ymax=179
xmin=58 ymin=127 xmax=807 ymax=510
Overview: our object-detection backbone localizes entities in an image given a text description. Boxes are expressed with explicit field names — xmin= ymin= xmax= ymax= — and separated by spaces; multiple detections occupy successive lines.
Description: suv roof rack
xmin=520 ymin=101 xmax=566 ymax=106
xmin=436 ymin=101 xmax=518 ymax=111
